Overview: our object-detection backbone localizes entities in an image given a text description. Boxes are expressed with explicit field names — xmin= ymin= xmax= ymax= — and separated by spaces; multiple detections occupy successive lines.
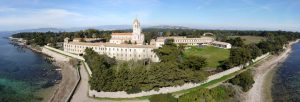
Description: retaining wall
xmin=44 ymin=46 xmax=85 ymax=61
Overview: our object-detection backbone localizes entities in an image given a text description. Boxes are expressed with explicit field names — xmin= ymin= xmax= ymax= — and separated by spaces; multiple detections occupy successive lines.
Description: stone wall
xmin=44 ymin=46 xmax=85 ymax=61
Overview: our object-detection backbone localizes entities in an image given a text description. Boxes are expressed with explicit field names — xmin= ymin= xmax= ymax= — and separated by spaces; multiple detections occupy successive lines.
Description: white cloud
xmin=0 ymin=7 xmax=16 ymax=12
xmin=0 ymin=8 xmax=130 ymax=30
xmin=0 ymin=9 xmax=85 ymax=29
xmin=0 ymin=4 xmax=156 ymax=31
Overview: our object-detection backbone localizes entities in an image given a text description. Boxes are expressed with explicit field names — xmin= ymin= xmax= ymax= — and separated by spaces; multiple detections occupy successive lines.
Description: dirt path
xmin=71 ymin=64 xmax=99 ymax=102
xmin=245 ymin=40 xmax=298 ymax=102
xmin=71 ymin=64 xmax=148 ymax=102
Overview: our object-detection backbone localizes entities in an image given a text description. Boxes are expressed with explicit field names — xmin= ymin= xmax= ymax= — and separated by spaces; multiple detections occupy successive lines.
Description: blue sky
xmin=0 ymin=0 xmax=299 ymax=31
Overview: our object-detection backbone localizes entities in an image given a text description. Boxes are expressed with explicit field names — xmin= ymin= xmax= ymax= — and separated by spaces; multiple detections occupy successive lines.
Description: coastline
xmin=7 ymin=38 xmax=63 ymax=102
xmin=262 ymin=63 xmax=278 ymax=102
xmin=9 ymin=38 xmax=78 ymax=102
xmin=245 ymin=39 xmax=299 ymax=102
xmin=41 ymin=47 xmax=79 ymax=102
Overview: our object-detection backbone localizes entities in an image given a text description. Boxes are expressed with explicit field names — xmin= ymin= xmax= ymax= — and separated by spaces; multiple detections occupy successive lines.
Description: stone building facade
xmin=63 ymin=18 xmax=231 ymax=62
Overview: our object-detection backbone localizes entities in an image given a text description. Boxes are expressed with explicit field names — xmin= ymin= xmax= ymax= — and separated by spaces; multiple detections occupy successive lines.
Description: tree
xmin=153 ymin=40 xmax=182 ymax=62
xmin=182 ymin=55 xmax=207 ymax=70
xmin=244 ymin=44 xmax=262 ymax=60
xmin=229 ymin=70 xmax=254 ymax=92
xmin=226 ymin=37 xmax=244 ymax=47
xmin=228 ymin=47 xmax=251 ymax=66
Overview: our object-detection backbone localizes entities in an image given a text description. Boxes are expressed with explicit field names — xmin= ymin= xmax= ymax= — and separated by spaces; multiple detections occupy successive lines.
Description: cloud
xmin=0 ymin=8 xmax=151 ymax=31
xmin=0 ymin=7 xmax=16 ymax=12
xmin=0 ymin=9 xmax=85 ymax=29
xmin=0 ymin=0 xmax=159 ymax=31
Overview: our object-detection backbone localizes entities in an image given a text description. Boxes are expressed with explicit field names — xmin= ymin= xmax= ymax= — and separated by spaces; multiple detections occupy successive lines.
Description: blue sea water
xmin=0 ymin=35 xmax=60 ymax=102
xmin=272 ymin=42 xmax=300 ymax=102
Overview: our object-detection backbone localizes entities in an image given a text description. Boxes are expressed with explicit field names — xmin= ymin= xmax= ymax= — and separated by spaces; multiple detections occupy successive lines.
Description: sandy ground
xmin=245 ymin=40 xmax=299 ymax=102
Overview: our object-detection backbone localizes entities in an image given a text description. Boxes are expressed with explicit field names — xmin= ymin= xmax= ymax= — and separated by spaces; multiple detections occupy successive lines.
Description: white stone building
xmin=63 ymin=18 xmax=231 ymax=62
xmin=109 ymin=18 xmax=144 ymax=45
xmin=151 ymin=36 xmax=232 ymax=49
xmin=64 ymin=38 xmax=159 ymax=62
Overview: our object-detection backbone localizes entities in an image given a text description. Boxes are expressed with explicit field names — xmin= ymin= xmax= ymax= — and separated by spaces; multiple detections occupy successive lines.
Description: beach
xmin=245 ymin=39 xmax=299 ymax=102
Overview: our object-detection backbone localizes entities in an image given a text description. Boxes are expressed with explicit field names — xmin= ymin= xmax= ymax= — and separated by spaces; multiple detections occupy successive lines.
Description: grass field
xmin=229 ymin=36 xmax=266 ymax=44
xmin=183 ymin=46 xmax=230 ymax=69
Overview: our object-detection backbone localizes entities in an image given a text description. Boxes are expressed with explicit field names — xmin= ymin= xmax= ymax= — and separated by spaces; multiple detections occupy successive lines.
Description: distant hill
xmin=0 ymin=25 xmax=193 ymax=36
xmin=147 ymin=25 xmax=191 ymax=29
xmin=0 ymin=28 xmax=66 ymax=36
xmin=64 ymin=25 xmax=132 ymax=31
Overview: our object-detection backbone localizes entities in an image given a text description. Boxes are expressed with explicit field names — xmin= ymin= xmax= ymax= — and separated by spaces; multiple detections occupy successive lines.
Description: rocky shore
xmin=9 ymin=37 xmax=79 ymax=102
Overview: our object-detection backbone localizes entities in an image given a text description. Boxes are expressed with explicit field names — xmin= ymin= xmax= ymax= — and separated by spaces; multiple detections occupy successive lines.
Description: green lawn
xmin=229 ymin=36 xmax=266 ymax=44
xmin=183 ymin=46 xmax=230 ymax=69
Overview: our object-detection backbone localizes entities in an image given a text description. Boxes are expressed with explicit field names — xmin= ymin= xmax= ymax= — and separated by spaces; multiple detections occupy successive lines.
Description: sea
xmin=272 ymin=42 xmax=300 ymax=102
xmin=0 ymin=34 xmax=61 ymax=102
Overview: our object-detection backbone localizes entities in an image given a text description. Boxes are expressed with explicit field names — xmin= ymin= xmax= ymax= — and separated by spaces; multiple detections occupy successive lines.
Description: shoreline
xmin=9 ymin=37 xmax=79 ymax=102
xmin=245 ymin=39 xmax=299 ymax=102
xmin=262 ymin=63 xmax=278 ymax=102
xmin=7 ymin=38 xmax=63 ymax=102
xmin=41 ymin=47 xmax=79 ymax=102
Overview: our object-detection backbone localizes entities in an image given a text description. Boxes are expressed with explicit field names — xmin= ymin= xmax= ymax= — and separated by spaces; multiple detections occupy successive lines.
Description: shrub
xmin=229 ymin=70 xmax=254 ymax=92
xmin=126 ymin=87 xmax=142 ymax=94
xmin=149 ymin=94 xmax=177 ymax=102
xmin=179 ymin=85 xmax=236 ymax=102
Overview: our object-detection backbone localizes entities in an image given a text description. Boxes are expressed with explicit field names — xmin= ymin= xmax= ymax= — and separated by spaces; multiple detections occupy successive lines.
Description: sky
xmin=0 ymin=0 xmax=299 ymax=31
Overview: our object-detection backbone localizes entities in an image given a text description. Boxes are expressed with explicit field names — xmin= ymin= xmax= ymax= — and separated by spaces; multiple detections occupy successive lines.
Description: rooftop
xmin=212 ymin=41 xmax=231 ymax=45
xmin=68 ymin=41 xmax=156 ymax=48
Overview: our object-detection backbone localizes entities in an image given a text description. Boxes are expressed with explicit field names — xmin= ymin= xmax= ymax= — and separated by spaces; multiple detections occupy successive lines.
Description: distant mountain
xmin=65 ymin=25 xmax=132 ymax=31
xmin=22 ymin=28 xmax=66 ymax=32
xmin=0 ymin=28 xmax=66 ymax=36
xmin=147 ymin=25 xmax=191 ymax=29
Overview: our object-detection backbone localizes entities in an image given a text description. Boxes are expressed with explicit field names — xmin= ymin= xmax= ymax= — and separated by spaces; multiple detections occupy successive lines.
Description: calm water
xmin=272 ymin=42 xmax=300 ymax=102
xmin=0 ymin=35 xmax=60 ymax=102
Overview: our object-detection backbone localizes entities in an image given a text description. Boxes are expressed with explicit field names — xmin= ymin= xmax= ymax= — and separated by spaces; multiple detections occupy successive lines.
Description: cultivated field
xmin=229 ymin=36 xmax=266 ymax=44
xmin=184 ymin=46 xmax=230 ymax=69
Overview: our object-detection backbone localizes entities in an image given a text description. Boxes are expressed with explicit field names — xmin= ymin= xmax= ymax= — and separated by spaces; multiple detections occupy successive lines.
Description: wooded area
xmin=11 ymin=29 xmax=300 ymax=95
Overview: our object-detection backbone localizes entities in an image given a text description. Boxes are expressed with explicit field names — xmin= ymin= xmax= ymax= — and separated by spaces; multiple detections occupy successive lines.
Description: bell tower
xmin=132 ymin=18 xmax=144 ymax=44
xmin=133 ymin=18 xmax=141 ymax=35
